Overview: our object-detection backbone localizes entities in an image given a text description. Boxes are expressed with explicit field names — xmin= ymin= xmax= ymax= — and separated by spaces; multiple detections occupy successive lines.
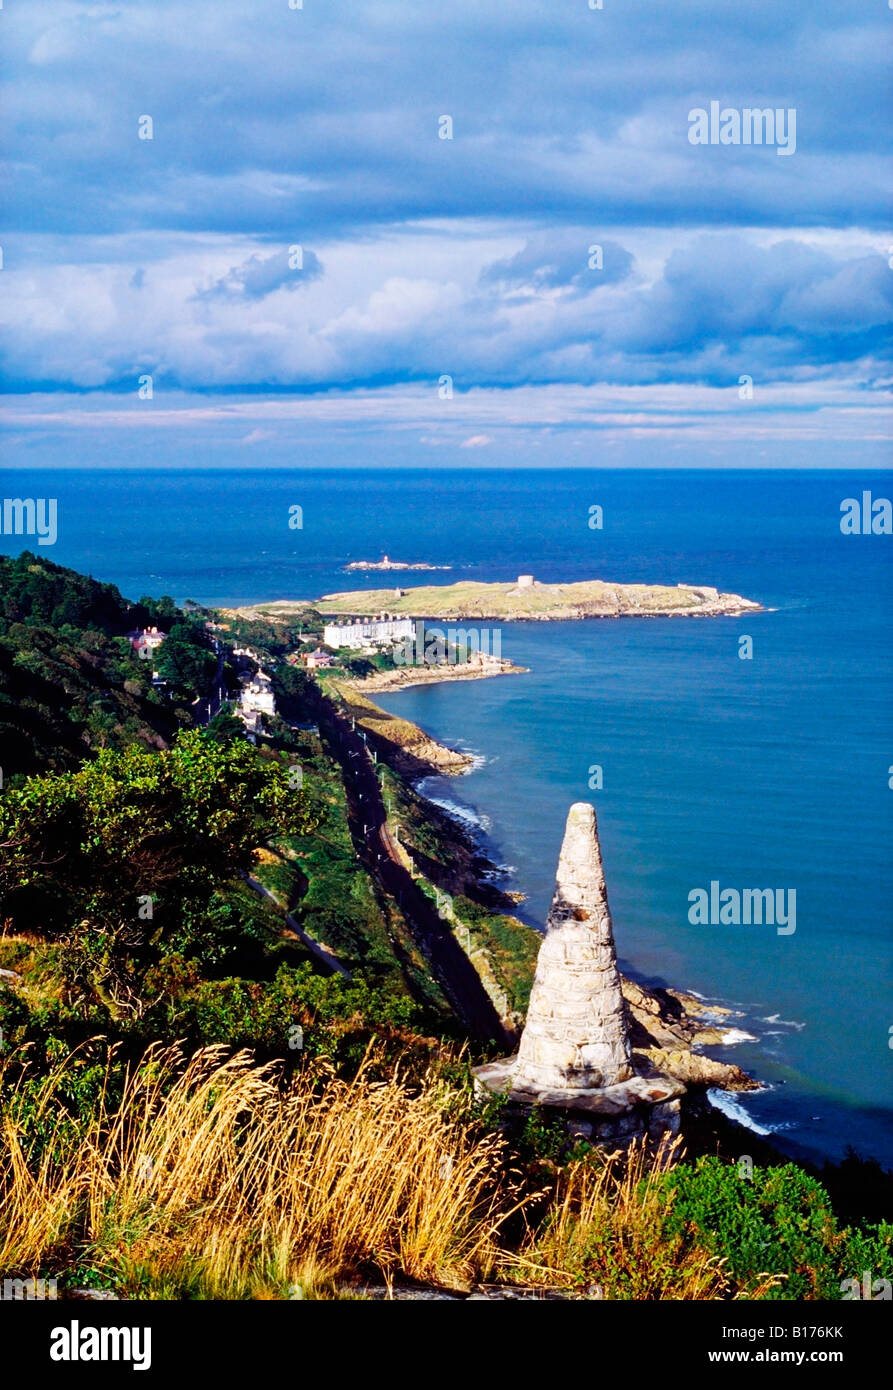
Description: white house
xmin=238 ymin=671 xmax=276 ymax=730
xmin=126 ymin=626 xmax=165 ymax=659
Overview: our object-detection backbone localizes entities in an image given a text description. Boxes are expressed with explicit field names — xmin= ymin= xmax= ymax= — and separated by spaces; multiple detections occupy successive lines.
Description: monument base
xmin=472 ymin=1056 xmax=685 ymax=1145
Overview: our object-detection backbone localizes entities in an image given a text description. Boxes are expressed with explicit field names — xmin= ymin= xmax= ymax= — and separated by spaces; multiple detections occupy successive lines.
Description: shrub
xmin=657 ymin=1155 xmax=846 ymax=1299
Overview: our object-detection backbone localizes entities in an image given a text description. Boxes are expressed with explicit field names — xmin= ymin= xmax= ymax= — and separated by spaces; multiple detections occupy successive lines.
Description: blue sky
xmin=1 ymin=0 xmax=890 ymax=467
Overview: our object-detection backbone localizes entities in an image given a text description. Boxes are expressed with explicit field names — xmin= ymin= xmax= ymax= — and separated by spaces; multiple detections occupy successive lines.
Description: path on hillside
xmin=312 ymin=693 xmax=508 ymax=1046
xmin=243 ymin=873 xmax=352 ymax=979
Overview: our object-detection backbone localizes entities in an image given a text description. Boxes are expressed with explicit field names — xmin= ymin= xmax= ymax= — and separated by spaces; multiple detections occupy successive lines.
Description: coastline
xmin=343 ymin=658 xmax=529 ymax=695
xmin=229 ymin=584 xmax=798 ymax=1147
xmin=324 ymin=676 xmax=478 ymax=776
xmin=340 ymin=666 xmax=764 ymax=1103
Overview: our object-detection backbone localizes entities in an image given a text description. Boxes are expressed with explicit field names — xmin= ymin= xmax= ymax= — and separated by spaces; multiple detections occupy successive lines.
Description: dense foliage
xmin=153 ymin=618 xmax=217 ymax=699
xmin=0 ymin=731 xmax=315 ymax=1015
xmin=656 ymin=1155 xmax=893 ymax=1299
xmin=0 ymin=554 xmax=187 ymax=779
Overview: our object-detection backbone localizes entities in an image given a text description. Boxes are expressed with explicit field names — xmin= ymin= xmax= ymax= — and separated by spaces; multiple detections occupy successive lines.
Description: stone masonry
xmin=512 ymin=802 xmax=634 ymax=1092
xmin=473 ymin=802 xmax=684 ymax=1138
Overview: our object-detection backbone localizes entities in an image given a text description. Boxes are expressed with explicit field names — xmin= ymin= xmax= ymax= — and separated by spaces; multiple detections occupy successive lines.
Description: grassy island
xmin=245 ymin=576 xmax=763 ymax=624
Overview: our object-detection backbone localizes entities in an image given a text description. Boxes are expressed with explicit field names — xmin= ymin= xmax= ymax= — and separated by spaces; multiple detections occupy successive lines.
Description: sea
xmin=2 ymin=466 xmax=891 ymax=1167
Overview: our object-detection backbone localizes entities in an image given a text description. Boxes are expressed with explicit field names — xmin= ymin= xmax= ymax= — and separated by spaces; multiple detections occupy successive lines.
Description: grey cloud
xmin=480 ymin=234 xmax=634 ymax=296
xmin=198 ymin=248 xmax=323 ymax=301
xmin=2 ymin=1 xmax=889 ymax=239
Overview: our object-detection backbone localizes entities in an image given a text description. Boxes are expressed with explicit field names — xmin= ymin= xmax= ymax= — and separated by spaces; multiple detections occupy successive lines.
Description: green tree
xmin=154 ymin=622 xmax=217 ymax=699
xmin=0 ymin=732 xmax=317 ymax=1015
xmin=203 ymin=708 xmax=247 ymax=744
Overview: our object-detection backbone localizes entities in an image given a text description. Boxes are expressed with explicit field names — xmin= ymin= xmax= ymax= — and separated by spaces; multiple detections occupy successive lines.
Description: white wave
xmin=717 ymin=1028 xmax=758 ymax=1046
xmin=697 ymin=1007 xmax=745 ymax=1024
xmin=706 ymin=1089 xmax=773 ymax=1136
xmin=422 ymin=794 xmax=492 ymax=834
xmin=759 ymin=1014 xmax=806 ymax=1030
xmin=480 ymin=862 xmax=516 ymax=881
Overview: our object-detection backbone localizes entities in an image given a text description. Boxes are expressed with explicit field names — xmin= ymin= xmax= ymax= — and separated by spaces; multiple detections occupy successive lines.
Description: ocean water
xmin=3 ymin=467 xmax=891 ymax=1165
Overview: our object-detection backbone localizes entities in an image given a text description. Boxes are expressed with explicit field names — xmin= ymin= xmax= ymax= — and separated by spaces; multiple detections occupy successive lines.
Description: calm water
xmin=3 ymin=467 xmax=891 ymax=1164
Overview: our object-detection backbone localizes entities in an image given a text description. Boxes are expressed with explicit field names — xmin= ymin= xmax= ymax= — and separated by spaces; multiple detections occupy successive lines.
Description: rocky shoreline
xmin=345 ymin=655 xmax=528 ymax=695
xmin=334 ymin=671 xmax=762 ymax=1108
xmin=327 ymin=677 xmax=477 ymax=776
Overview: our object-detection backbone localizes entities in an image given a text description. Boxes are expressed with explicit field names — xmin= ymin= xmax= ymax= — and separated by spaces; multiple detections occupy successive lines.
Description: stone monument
xmin=474 ymin=803 xmax=684 ymax=1140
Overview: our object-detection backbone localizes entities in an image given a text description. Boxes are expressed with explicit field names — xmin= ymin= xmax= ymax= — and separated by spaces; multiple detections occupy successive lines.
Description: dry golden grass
xmin=0 ymin=1043 xmax=511 ymax=1298
xmin=502 ymin=1135 xmax=779 ymax=1300
xmin=1 ymin=1044 xmax=781 ymax=1300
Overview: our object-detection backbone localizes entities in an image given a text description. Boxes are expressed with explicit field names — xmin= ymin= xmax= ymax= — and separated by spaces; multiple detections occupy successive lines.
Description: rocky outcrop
xmin=328 ymin=680 xmax=474 ymax=776
xmin=637 ymin=1046 xmax=755 ymax=1091
xmin=343 ymin=557 xmax=450 ymax=572
xmin=621 ymin=978 xmax=759 ymax=1092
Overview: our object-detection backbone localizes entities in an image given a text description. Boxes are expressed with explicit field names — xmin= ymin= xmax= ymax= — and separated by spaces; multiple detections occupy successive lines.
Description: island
xmin=314 ymin=574 xmax=762 ymax=621
xmin=343 ymin=554 xmax=451 ymax=572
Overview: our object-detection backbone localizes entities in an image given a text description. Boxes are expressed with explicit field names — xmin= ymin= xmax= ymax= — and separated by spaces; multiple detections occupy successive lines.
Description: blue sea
xmin=3 ymin=467 xmax=891 ymax=1166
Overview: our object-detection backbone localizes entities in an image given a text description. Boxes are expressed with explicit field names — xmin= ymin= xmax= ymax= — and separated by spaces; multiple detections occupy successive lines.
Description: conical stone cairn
xmin=512 ymin=802 xmax=634 ymax=1093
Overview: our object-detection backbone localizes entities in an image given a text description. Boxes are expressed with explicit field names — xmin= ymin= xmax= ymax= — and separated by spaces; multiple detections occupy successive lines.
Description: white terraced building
xmin=323 ymin=616 xmax=414 ymax=650
xmin=238 ymin=672 xmax=277 ymax=732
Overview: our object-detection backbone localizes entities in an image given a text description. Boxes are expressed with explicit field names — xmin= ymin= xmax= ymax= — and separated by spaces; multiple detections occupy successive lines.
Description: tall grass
xmin=0 ymin=1043 xmax=510 ymax=1298
xmin=1 ymin=1044 xmax=783 ymax=1299
xmin=502 ymin=1136 xmax=781 ymax=1300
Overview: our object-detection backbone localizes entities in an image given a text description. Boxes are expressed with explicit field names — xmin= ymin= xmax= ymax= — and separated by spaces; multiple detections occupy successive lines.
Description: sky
xmin=1 ymin=0 xmax=890 ymax=468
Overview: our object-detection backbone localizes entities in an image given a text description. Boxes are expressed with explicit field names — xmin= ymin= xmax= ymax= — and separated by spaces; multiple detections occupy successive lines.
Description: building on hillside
xmin=322 ymin=615 xmax=414 ymax=650
xmin=304 ymin=647 xmax=335 ymax=670
xmin=237 ymin=671 xmax=277 ymax=731
xmin=126 ymin=626 xmax=165 ymax=658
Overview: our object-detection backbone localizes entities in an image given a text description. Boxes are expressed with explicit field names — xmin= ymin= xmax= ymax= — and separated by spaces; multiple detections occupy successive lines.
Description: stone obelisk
xmin=512 ymin=802 xmax=633 ymax=1093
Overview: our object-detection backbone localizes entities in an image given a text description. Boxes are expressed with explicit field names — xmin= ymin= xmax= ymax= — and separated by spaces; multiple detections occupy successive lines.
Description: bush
xmin=658 ymin=1156 xmax=847 ymax=1299
xmin=143 ymin=961 xmax=424 ymax=1073
xmin=0 ymin=984 xmax=31 ymax=1052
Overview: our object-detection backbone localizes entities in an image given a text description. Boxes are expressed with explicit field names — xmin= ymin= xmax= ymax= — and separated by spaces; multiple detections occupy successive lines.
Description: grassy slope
xmin=377 ymin=764 xmax=540 ymax=1025
xmin=312 ymin=578 xmax=757 ymax=620
xmin=251 ymin=726 xmax=454 ymax=1018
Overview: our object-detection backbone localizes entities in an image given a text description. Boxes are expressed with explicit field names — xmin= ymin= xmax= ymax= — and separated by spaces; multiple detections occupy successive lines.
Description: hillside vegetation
xmin=0 ymin=551 xmax=888 ymax=1301
xmin=0 ymin=553 xmax=189 ymax=779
